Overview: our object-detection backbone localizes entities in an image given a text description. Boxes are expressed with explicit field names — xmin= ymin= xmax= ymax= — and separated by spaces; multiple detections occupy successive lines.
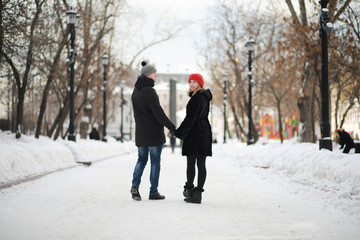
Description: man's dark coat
xmin=132 ymin=75 xmax=175 ymax=147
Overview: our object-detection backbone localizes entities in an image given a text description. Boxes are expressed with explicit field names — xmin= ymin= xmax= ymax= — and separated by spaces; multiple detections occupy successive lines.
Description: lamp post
xmin=120 ymin=79 xmax=126 ymax=142
xmin=101 ymin=53 xmax=109 ymax=142
xmin=319 ymin=1 xmax=333 ymax=151
xmin=246 ymin=38 xmax=255 ymax=145
xmin=223 ymin=72 xmax=228 ymax=144
xmin=66 ymin=8 xmax=78 ymax=142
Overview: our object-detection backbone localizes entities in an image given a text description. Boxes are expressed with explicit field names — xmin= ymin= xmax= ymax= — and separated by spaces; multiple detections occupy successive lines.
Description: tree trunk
xmin=277 ymin=100 xmax=283 ymax=143
xmin=251 ymin=118 xmax=259 ymax=143
xmin=228 ymin=97 xmax=247 ymax=140
xmin=53 ymin=102 xmax=69 ymax=140
xmin=15 ymin=0 xmax=45 ymax=138
xmin=334 ymin=84 xmax=341 ymax=128
xmin=298 ymin=86 xmax=316 ymax=143
xmin=47 ymin=104 xmax=64 ymax=138
xmin=15 ymin=86 xmax=26 ymax=138
xmin=339 ymin=101 xmax=355 ymax=128
xmin=35 ymin=32 xmax=68 ymax=138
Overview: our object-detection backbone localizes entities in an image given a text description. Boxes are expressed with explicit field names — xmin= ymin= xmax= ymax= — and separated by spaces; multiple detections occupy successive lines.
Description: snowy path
xmin=0 ymin=146 xmax=359 ymax=240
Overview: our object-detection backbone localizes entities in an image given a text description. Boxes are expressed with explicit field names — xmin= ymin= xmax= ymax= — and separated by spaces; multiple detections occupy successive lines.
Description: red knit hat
xmin=188 ymin=73 xmax=204 ymax=87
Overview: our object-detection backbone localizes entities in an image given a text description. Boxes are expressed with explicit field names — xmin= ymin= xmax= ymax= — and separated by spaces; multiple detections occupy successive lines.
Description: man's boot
xmin=130 ymin=185 xmax=141 ymax=201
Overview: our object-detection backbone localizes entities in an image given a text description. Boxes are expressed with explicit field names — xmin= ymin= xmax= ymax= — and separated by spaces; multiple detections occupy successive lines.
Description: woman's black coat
xmin=175 ymin=89 xmax=212 ymax=157
xmin=339 ymin=130 xmax=355 ymax=150
xmin=132 ymin=75 xmax=175 ymax=147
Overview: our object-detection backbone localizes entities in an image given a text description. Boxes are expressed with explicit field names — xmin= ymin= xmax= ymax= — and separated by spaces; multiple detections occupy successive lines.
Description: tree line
xmin=1 ymin=0 xmax=359 ymax=143
xmin=0 ymin=0 xmax=186 ymax=140
xmin=200 ymin=0 xmax=359 ymax=143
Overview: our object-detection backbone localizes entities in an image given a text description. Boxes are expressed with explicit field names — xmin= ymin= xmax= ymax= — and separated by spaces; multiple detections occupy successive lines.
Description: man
xmin=130 ymin=61 xmax=175 ymax=201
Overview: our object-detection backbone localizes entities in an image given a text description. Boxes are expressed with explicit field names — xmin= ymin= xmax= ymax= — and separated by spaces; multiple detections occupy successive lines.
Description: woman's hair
xmin=188 ymin=84 xmax=204 ymax=97
xmin=333 ymin=128 xmax=344 ymax=143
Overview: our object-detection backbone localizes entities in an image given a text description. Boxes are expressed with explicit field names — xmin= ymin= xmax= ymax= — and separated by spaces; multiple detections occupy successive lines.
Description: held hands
xmin=169 ymin=131 xmax=176 ymax=139
xmin=168 ymin=128 xmax=181 ymax=140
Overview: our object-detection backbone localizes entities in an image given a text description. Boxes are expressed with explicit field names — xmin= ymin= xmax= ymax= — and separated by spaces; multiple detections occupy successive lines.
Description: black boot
xmin=130 ymin=185 xmax=141 ymax=201
xmin=149 ymin=192 xmax=165 ymax=200
xmin=183 ymin=182 xmax=194 ymax=198
xmin=184 ymin=187 xmax=203 ymax=204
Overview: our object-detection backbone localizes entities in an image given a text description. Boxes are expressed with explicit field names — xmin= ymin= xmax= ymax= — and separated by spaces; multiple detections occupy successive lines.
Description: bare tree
xmin=200 ymin=1 xmax=277 ymax=142
xmin=259 ymin=43 xmax=298 ymax=143
xmin=331 ymin=3 xmax=360 ymax=128
xmin=48 ymin=0 xmax=116 ymax=140
xmin=35 ymin=0 xmax=69 ymax=138
xmin=284 ymin=0 xmax=354 ymax=142
xmin=2 ymin=0 xmax=47 ymax=138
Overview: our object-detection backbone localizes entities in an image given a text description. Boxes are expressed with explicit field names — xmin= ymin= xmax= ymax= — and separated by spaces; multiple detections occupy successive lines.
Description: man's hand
xmin=169 ymin=132 xmax=176 ymax=139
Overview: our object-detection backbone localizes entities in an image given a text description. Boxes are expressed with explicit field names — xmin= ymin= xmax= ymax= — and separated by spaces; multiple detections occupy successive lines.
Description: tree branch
xmin=285 ymin=0 xmax=300 ymax=25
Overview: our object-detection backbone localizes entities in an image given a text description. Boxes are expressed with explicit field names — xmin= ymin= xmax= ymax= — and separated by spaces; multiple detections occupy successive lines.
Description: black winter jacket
xmin=132 ymin=75 xmax=175 ymax=147
xmin=339 ymin=130 xmax=355 ymax=149
xmin=175 ymin=89 xmax=212 ymax=157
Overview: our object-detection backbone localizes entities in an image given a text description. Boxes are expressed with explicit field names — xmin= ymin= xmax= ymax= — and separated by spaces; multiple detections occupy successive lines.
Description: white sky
xmin=121 ymin=0 xmax=295 ymax=75
xmin=121 ymin=0 xmax=217 ymax=74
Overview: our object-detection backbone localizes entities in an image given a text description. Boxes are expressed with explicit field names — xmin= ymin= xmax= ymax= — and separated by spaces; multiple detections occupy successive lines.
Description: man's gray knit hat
xmin=140 ymin=61 xmax=157 ymax=76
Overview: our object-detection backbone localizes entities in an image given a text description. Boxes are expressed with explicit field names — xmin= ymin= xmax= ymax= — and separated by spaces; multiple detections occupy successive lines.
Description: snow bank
xmin=0 ymin=131 xmax=135 ymax=185
xmin=215 ymin=139 xmax=360 ymax=215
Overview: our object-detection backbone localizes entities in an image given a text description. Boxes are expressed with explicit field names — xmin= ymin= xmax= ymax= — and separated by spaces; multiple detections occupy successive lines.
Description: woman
xmin=175 ymin=73 xmax=212 ymax=204
xmin=334 ymin=128 xmax=355 ymax=154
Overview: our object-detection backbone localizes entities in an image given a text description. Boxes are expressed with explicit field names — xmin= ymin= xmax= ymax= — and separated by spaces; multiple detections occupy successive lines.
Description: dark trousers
xmin=186 ymin=156 xmax=207 ymax=190
xmin=343 ymin=145 xmax=353 ymax=154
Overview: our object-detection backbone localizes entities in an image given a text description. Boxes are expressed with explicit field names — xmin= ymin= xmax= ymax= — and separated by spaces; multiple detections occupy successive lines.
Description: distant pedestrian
xmin=130 ymin=61 xmax=176 ymax=201
xmin=175 ymin=73 xmax=212 ymax=204
xmin=89 ymin=126 xmax=100 ymax=140
xmin=334 ymin=128 xmax=355 ymax=154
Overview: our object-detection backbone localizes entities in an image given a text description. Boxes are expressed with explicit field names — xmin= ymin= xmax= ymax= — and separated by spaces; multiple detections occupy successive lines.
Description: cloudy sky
xmin=118 ymin=0 xmax=217 ymax=74
xmin=119 ymin=0 xmax=292 ymax=75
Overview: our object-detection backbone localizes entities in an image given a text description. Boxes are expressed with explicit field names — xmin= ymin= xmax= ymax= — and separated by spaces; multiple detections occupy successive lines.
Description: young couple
xmin=130 ymin=61 xmax=212 ymax=204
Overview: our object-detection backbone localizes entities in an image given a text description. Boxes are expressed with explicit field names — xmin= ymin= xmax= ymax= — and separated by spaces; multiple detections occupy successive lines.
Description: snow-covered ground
xmin=0 ymin=131 xmax=359 ymax=239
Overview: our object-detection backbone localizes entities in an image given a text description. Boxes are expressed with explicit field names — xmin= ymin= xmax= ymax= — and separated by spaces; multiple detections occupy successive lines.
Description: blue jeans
xmin=132 ymin=145 xmax=163 ymax=195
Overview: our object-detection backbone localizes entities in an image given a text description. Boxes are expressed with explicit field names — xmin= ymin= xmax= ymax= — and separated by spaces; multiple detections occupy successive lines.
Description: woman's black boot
xmin=184 ymin=187 xmax=203 ymax=204
xmin=183 ymin=182 xmax=194 ymax=198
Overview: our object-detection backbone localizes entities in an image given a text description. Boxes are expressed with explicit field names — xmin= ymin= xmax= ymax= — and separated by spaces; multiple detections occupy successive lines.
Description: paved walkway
xmin=1 ymin=146 xmax=359 ymax=240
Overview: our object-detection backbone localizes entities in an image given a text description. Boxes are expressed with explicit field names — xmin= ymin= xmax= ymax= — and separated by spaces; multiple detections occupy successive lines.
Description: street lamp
xmin=120 ymin=79 xmax=126 ymax=142
xmin=319 ymin=1 xmax=333 ymax=151
xmin=101 ymin=53 xmax=109 ymax=142
xmin=66 ymin=8 xmax=78 ymax=142
xmin=246 ymin=38 xmax=255 ymax=145
xmin=222 ymin=72 xmax=228 ymax=143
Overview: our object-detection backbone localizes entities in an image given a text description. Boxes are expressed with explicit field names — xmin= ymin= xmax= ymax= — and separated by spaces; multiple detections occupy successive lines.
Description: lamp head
xmin=222 ymin=73 xmax=228 ymax=83
xmin=245 ymin=38 xmax=255 ymax=52
xmin=66 ymin=8 xmax=77 ymax=25
xmin=102 ymin=54 xmax=109 ymax=66
xmin=120 ymin=80 xmax=126 ymax=87
xmin=321 ymin=8 xmax=333 ymax=34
